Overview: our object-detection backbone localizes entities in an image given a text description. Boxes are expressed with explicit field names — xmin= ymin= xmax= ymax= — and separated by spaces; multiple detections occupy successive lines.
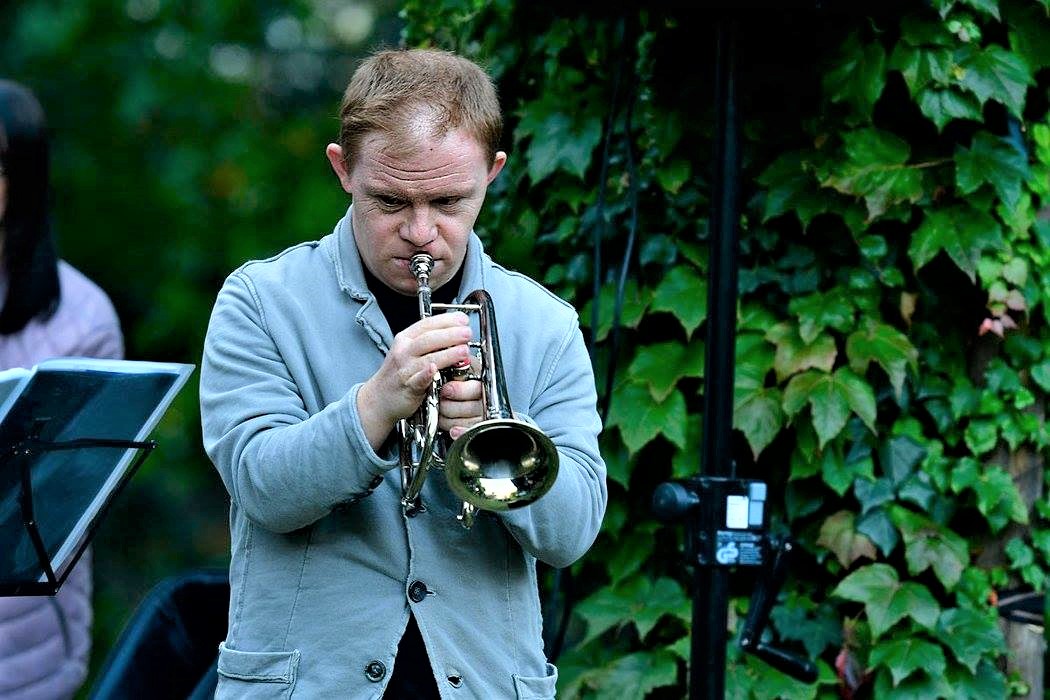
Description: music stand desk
xmin=0 ymin=358 xmax=194 ymax=596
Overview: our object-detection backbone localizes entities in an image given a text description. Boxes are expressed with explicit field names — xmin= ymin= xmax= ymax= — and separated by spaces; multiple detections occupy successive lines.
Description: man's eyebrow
xmin=365 ymin=186 xmax=474 ymax=201
xmin=364 ymin=187 xmax=408 ymax=199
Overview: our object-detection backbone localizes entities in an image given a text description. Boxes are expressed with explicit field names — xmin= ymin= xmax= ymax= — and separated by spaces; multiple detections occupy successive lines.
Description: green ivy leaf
xmin=832 ymin=563 xmax=940 ymax=638
xmin=846 ymin=321 xmax=918 ymax=399
xmin=736 ymin=333 xmax=775 ymax=388
xmin=897 ymin=473 xmax=937 ymax=512
xmin=971 ymin=468 xmax=1029 ymax=532
xmin=956 ymin=43 xmax=1034 ymax=117
xmin=605 ymin=526 xmax=658 ymax=585
xmin=734 ymin=385 xmax=785 ymax=460
xmin=854 ymin=477 xmax=896 ymax=514
xmin=916 ymin=87 xmax=983 ymax=130
xmin=656 ymin=158 xmax=692 ymax=194
xmin=602 ymin=448 xmax=630 ymax=489
xmin=823 ymin=441 xmax=875 ymax=496
xmin=517 ymin=101 xmax=602 ymax=182
xmin=671 ymin=416 xmax=703 ymax=479
xmin=821 ymin=128 xmax=925 ymax=220
xmin=566 ymin=650 xmax=680 ymax=698
xmin=872 ymin=667 xmax=953 ymax=699
xmin=955 ymin=132 xmax=1031 ymax=210
xmin=650 ymin=266 xmax=707 ymax=337
xmin=856 ymin=506 xmax=900 ymax=556
xmin=1005 ymin=536 xmax=1035 ymax=570
xmin=756 ymin=151 xmax=829 ymax=227
xmin=817 ymin=510 xmax=878 ymax=567
xmin=898 ymin=15 xmax=955 ymax=47
xmin=770 ymin=598 xmax=844 ymax=659
xmin=789 ymin=290 xmax=856 ymax=344
xmin=889 ymin=505 xmax=969 ymax=590
xmin=963 ymin=418 xmax=998 ymax=455
xmin=783 ymin=369 xmax=877 ymax=448
xmin=879 ymin=435 xmax=927 ymax=486
xmin=868 ymin=637 xmax=947 ymax=686
xmin=908 ymin=205 xmax=1004 ymax=282
xmin=607 ymin=381 xmax=687 ymax=454
xmin=766 ymin=322 xmax=837 ymax=382
xmin=739 ymin=305 xmax=779 ymax=334
xmin=579 ymin=280 xmax=651 ymax=342
xmin=574 ymin=575 xmax=689 ymax=648
xmin=890 ymin=43 xmax=954 ymax=96
xmin=628 ymin=339 xmax=704 ymax=402
xmin=824 ymin=33 xmax=887 ymax=118
xmin=945 ymin=660 xmax=1008 ymax=700
xmin=937 ymin=608 xmax=1006 ymax=672
xmin=727 ymin=648 xmax=831 ymax=700
xmin=789 ymin=423 xmax=820 ymax=481
xmin=1029 ymin=359 xmax=1050 ymax=393
xmin=1007 ymin=4 xmax=1050 ymax=74
xmin=959 ymin=0 xmax=1001 ymax=19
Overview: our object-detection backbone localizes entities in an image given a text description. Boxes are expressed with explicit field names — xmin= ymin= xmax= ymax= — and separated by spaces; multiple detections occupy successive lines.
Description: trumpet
xmin=397 ymin=253 xmax=559 ymax=529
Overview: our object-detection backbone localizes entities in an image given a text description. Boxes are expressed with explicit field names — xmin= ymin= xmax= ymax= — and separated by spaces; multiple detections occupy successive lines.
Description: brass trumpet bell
xmin=444 ymin=418 xmax=559 ymax=511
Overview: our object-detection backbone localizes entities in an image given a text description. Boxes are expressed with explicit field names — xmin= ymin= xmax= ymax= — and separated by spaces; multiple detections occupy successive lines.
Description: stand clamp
xmin=653 ymin=477 xmax=817 ymax=683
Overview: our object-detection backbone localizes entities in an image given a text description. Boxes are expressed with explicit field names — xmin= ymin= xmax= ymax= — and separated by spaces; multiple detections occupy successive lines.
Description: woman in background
xmin=0 ymin=80 xmax=123 ymax=699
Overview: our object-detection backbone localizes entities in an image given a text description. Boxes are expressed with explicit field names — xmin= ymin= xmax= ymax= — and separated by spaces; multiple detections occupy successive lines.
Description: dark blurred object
xmin=997 ymin=588 xmax=1043 ymax=626
xmin=87 ymin=570 xmax=229 ymax=700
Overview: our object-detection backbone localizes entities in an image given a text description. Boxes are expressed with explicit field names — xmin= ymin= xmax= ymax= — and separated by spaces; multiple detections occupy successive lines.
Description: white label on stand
xmin=726 ymin=495 xmax=749 ymax=529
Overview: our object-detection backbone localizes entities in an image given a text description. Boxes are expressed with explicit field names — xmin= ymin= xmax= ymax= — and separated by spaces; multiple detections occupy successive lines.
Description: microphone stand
xmin=652 ymin=16 xmax=816 ymax=697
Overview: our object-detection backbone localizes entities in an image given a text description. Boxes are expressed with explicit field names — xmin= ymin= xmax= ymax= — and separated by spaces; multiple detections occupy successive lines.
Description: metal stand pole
xmin=694 ymin=16 xmax=739 ymax=700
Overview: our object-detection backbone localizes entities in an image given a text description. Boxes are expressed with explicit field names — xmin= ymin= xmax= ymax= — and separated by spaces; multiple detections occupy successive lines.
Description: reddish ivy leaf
xmin=817 ymin=510 xmax=878 ymax=567
xmin=766 ymin=322 xmax=837 ymax=383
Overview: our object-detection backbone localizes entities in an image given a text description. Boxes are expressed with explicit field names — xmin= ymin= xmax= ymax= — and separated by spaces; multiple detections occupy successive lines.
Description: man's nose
xmin=400 ymin=207 xmax=437 ymax=247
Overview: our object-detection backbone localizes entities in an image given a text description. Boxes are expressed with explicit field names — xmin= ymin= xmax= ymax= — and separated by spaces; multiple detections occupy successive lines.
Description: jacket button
xmin=365 ymin=660 xmax=386 ymax=682
xmin=408 ymin=580 xmax=428 ymax=603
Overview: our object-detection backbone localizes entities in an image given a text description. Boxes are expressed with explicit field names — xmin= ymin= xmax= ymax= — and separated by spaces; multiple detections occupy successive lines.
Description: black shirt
xmin=363 ymin=262 xmax=464 ymax=336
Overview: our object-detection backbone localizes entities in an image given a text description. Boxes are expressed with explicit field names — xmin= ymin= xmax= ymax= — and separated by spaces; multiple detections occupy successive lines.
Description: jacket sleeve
xmin=200 ymin=272 xmax=396 ymax=533
xmin=498 ymin=316 xmax=607 ymax=568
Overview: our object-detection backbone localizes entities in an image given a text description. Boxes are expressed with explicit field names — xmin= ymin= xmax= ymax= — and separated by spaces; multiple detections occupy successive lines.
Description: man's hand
xmin=439 ymin=372 xmax=484 ymax=439
xmin=357 ymin=311 xmax=472 ymax=450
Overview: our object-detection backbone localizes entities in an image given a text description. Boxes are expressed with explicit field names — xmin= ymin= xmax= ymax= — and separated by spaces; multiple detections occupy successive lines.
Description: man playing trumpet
xmin=200 ymin=48 xmax=607 ymax=698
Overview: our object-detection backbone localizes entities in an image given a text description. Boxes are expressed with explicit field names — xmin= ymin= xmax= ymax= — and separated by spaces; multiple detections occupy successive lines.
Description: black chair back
xmin=88 ymin=569 xmax=229 ymax=700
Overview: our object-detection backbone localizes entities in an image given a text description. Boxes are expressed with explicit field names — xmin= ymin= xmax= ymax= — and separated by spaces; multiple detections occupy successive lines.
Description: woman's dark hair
xmin=0 ymin=79 xmax=60 ymax=334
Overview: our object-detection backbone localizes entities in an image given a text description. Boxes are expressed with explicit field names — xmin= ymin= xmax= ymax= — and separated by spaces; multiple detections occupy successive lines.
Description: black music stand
xmin=0 ymin=358 xmax=193 ymax=596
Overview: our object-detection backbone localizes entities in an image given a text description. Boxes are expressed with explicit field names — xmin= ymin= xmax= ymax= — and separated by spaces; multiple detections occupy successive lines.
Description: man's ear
xmin=486 ymin=150 xmax=507 ymax=184
xmin=325 ymin=143 xmax=353 ymax=193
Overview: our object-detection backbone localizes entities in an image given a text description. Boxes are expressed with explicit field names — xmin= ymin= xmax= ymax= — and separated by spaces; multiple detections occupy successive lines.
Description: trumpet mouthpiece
xmin=410 ymin=253 xmax=435 ymax=280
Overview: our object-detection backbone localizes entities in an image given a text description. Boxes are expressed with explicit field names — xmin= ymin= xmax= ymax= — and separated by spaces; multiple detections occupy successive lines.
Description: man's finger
xmin=439 ymin=399 xmax=483 ymax=420
xmin=440 ymin=379 xmax=482 ymax=401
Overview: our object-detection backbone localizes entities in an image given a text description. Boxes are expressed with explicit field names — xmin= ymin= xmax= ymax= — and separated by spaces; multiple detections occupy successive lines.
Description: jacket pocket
xmin=512 ymin=662 xmax=558 ymax=699
xmin=215 ymin=642 xmax=300 ymax=700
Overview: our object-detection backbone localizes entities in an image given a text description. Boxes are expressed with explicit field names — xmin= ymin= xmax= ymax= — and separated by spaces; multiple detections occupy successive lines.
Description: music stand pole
xmin=695 ymin=15 xmax=740 ymax=699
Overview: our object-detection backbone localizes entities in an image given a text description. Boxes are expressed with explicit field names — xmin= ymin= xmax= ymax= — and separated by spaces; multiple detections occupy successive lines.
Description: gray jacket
xmin=200 ymin=208 xmax=607 ymax=699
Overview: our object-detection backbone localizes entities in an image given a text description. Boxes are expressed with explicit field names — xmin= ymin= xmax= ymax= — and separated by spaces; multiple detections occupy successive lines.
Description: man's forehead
xmin=359 ymin=124 xmax=484 ymax=161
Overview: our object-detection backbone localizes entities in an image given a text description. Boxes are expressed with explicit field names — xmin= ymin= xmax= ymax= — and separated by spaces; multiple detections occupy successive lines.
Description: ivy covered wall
xmin=402 ymin=1 xmax=1050 ymax=697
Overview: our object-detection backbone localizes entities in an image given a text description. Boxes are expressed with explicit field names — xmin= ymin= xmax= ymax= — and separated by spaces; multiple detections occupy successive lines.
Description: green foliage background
xmin=400 ymin=0 xmax=1050 ymax=697
xmin=2 ymin=0 xmax=1049 ymax=697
